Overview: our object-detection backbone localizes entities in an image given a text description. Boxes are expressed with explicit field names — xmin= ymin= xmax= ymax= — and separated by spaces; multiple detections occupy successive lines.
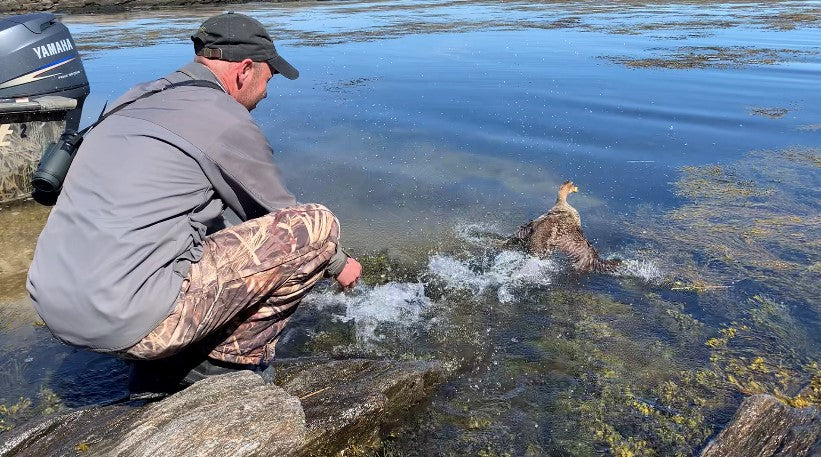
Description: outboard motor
xmin=0 ymin=12 xmax=89 ymax=129
xmin=0 ymin=12 xmax=89 ymax=204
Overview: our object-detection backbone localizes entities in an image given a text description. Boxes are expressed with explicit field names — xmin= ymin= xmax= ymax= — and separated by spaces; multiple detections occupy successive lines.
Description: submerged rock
xmin=0 ymin=358 xmax=444 ymax=457
xmin=699 ymin=394 xmax=820 ymax=457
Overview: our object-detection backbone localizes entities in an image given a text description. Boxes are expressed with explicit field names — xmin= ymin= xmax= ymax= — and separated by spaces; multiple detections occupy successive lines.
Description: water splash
xmin=618 ymin=258 xmax=665 ymax=283
xmin=452 ymin=222 xmax=510 ymax=247
xmin=303 ymin=282 xmax=430 ymax=346
xmin=427 ymin=250 xmax=558 ymax=303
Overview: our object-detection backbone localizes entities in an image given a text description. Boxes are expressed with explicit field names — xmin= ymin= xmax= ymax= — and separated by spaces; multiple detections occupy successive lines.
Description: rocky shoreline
xmin=0 ymin=358 xmax=447 ymax=456
xmin=0 ymin=0 xmax=289 ymax=15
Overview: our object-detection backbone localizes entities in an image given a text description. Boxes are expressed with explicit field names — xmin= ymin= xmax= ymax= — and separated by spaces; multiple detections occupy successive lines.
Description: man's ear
xmin=236 ymin=59 xmax=255 ymax=88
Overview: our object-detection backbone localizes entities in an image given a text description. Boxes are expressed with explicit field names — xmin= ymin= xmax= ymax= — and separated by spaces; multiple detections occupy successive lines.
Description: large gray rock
xmin=275 ymin=358 xmax=445 ymax=455
xmin=0 ymin=358 xmax=445 ymax=457
xmin=700 ymin=394 xmax=821 ymax=457
xmin=0 ymin=371 xmax=305 ymax=457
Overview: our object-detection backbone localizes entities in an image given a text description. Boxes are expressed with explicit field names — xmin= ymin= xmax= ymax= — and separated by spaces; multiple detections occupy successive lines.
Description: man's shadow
xmin=47 ymin=337 xmax=225 ymax=407
xmin=46 ymin=349 xmax=130 ymax=408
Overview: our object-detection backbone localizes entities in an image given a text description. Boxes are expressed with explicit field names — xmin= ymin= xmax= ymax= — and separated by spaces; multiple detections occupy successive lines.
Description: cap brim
xmin=268 ymin=54 xmax=299 ymax=80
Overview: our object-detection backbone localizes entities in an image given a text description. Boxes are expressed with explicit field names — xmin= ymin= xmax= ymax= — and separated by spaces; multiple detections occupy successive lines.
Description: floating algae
xmin=628 ymin=146 xmax=821 ymax=309
xmin=606 ymin=46 xmax=816 ymax=69
xmin=372 ymin=288 xmax=728 ymax=456
xmin=748 ymin=107 xmax=789 ymax=119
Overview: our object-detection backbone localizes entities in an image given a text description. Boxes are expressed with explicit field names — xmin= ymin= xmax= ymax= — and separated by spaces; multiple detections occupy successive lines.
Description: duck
xmin=514 ymin=181 xmax=620 ymax=273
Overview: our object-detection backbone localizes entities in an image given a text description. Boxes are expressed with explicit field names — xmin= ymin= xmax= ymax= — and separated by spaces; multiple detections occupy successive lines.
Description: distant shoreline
xmin=1 ymin=0 xmax=815 ymax=15
xmin=0 ymin=0 xmax=297 ymax=15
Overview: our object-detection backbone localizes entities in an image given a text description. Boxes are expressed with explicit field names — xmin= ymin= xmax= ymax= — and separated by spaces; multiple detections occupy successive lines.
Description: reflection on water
xmin=1 ymin=0 xmax=819 ymax=453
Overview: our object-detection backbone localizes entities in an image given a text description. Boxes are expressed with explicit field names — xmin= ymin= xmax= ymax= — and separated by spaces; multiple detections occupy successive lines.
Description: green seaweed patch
xmin=0 ymin=397 xmax=31 ymax=432
xmin=779 ymin=145 xmax=821 ymax=167
xmin=305 ymin=325 xmax=357 ymax=355
xmin=706 ymin=296 xmax=819 ymax=402
xmin=669 ymin=280 xmax=729 ymax=293
xmin=0 ymin=386 xmax=64 ymax=431
xmin=501 ymin=291 xmax=719 ymax=456
xmin=676 ymin=164 xmax=772 ymax=200
xmin=375 ymin=284 xmax=760 ymax=456
xmin=606 ymin=46 xmax=814 ymax=69
xmin=748 ymin=107 xmax=788 ymax=119
xmin=629 ymin=147 xmax=821 ymax=307
xmin=602 ymin=18 xmax=735 ymax=36
xmin=644 ymin=293 xmax=706 ymax=346
xmin=789 ymin=373 xmax=821 ymax=407
xmin=765 ymin=11 xmax=821 ymax=30
xmin=536 ymin=307 xmax=715 ymax=455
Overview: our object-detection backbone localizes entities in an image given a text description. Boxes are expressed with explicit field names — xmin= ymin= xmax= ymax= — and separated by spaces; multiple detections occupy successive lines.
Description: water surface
xmin=1 ymin=1 xmax=819 ymax=454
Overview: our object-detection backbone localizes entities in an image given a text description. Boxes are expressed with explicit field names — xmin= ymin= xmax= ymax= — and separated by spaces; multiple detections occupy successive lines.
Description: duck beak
xmin=572 ymin=186 xmax=579 ymax=193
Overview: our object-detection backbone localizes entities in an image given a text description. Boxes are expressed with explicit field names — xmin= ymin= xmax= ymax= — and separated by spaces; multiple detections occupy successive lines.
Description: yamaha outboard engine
xmin=0 ymin=12 xmax=89 ymax=130
xmin=0 ymin=12 xmax=89 ymax=204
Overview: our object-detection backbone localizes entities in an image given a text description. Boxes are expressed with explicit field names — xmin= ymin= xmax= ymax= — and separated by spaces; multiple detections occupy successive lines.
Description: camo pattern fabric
xmin=122 ymin=203 xmax=340 ymax=365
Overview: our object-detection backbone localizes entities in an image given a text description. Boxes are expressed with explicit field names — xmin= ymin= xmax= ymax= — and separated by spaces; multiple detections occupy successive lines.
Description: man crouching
xmin=27 ymin=13 xmax=362 ymax=394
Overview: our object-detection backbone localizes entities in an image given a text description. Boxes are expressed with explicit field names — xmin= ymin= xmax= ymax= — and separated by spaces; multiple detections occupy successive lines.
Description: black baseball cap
xmin=192 ymin=12 xmax=299 ymax=80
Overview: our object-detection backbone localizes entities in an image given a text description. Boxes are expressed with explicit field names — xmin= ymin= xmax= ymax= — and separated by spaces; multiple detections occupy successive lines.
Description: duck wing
xmin=551 ymin=215 xmax=620 ymax=273
xmin=514 ymin=208 xmax=560 ymax=241
xmin=514 ymin=217 xmax=538 ymax=240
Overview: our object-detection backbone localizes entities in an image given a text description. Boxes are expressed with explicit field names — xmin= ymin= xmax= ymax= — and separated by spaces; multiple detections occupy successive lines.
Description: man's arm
xmin=205 ymin=121 xmax=296 ymax=218
xmin=205 ymin=118 xmax=362 ymax=287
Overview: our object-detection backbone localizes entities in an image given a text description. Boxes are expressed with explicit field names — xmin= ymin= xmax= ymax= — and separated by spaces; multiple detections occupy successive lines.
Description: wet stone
xmin=275 ymin=357 xmax=446 ymax=455
xmin=0 ymin=371 xmax=305 ymax=457
xmin=0 ymin=358 xmax=445 ymax=457
xmin=699 ymin=394 xmax=821 ymax=457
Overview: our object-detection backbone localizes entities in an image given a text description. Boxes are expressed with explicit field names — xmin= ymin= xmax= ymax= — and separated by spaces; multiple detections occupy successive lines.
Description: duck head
xmin=557 ymin=180 xmax=579 ymax=203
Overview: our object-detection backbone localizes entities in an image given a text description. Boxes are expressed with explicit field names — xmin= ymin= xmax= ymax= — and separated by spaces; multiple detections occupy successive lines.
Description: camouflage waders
xmin=121 ymin=203 xmax=340 ymax=365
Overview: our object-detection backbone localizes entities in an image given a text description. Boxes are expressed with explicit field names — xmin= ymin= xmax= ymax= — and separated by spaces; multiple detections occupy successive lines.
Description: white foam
xmin=619 ymin=258 xmax=665 ymax=283
xmin=427 ymin=254 xmax=492 ymax=294
xmin=303 ymin=282 xmax=430 ymax=346
xmin=427 ymin=251 xmax=558 ymax=302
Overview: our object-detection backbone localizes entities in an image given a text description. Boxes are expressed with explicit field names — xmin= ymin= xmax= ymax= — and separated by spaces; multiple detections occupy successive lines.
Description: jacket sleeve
xmin=204 ymin=117 xmax=297 ymax=220
xmin=201 ymin=107 xmax=352 ymax=273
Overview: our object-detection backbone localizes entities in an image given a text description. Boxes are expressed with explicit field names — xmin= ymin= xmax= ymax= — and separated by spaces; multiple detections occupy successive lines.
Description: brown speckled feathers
xmin=515 ymin=181 xmax=620 ymax=273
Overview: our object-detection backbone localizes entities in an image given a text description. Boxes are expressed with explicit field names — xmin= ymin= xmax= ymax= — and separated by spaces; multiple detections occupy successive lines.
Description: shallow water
xmin=1 ymin=0 xmax=819 ymax=453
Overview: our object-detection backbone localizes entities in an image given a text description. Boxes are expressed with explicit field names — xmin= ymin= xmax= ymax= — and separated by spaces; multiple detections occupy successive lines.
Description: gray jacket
xmin=28 ymin=62 xmax=345 ymax=351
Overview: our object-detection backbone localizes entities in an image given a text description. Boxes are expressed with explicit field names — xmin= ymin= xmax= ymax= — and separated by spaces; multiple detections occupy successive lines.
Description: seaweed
xmin=606 ymin=47 xmax=816 ymax=69
xmin=705 ymin=295 xmax=820 ymax=402
xmin=628 ymin=147 xmax=821 ymax=308
xmin=0 ymin=387 xmax=62 ymax=432
xmin=748 ymin=107 xmax=789 ymax=119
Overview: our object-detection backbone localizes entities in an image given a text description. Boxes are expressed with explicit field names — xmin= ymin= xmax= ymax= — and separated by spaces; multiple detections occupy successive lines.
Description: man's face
xmin=237 ymin=62 xmax=273 ymax=111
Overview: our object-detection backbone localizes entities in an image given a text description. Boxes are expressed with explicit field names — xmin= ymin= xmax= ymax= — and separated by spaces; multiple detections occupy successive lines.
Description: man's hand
xmin=335 ymin=257 xmax=362 ymax=289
